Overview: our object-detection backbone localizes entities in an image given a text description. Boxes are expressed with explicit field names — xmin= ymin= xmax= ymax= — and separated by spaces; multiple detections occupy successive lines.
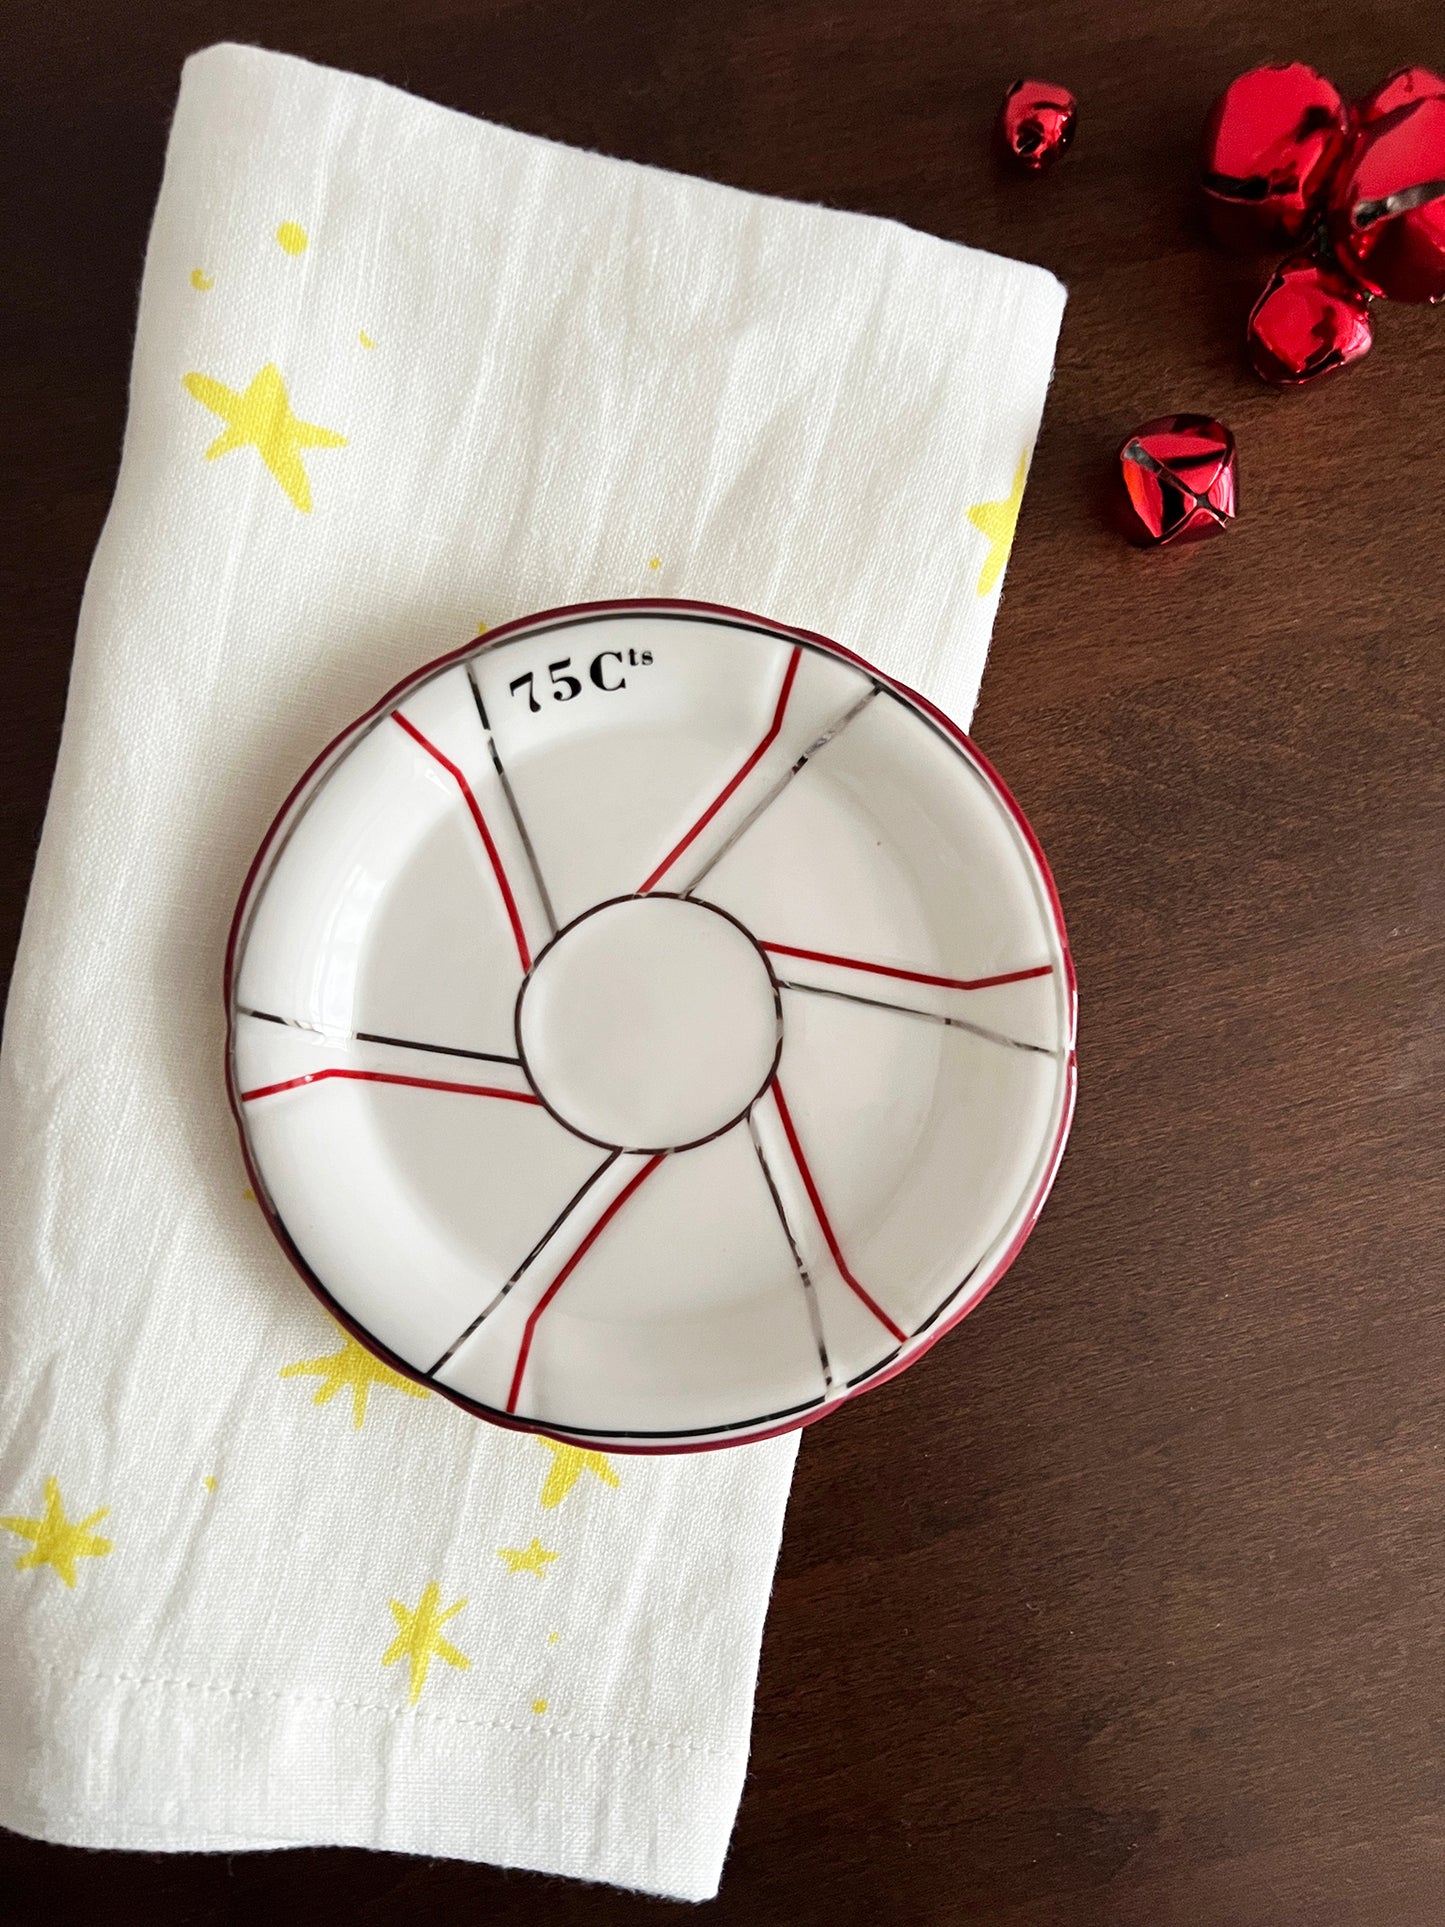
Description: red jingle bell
xmin=999 ymin=79 xmax=1077 ymax=172
xmin=1330 ymin=69 xmax=1445 ymax=302
xmin=1247 ymin=253 xmax=1374 ymax=384
xmin=1202 ymin=62 xmax=1352 ymax=249
xmin=1355 ymin=65 xmax=1445 ymax=125
xmin=1116 ymin=415 xmax=1237 ymax=547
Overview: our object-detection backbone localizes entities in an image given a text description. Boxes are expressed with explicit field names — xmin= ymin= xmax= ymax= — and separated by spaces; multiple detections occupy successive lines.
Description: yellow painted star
xmin=182 ymin=362 xmax=347 ymax=512
xmin=537 ymin=1439 xmax=619 ymax=1510
xmin=382 ymin=1581 xmax=470 ymax=1704
xmin=1 ymin=1477 xmax=113 ymax=1588
xmin=497 ymin=1537 xmax=558 ymax=1578
xmin=966 ymin=449 xmax=1029 ymax=596
xmin=280 ymin=1330 xmax=429 ymax=1429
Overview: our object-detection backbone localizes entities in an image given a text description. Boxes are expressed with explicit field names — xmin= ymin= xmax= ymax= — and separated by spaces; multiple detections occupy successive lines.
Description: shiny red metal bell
xmin=1355 ymin=65 xmax=1445 ymax=124
xmin=1202 ymin=62 xmax=1352 ymax=249
xmin=1330 ymin=68 xmax=1445 ymax=302
xmin=1116 ymin=416 xmax=1237 ymax=547
xmin=1247 ymin=253 xmax=1374 ymax=384
xmin=999 ymin=79 xmax=1077 ymax=172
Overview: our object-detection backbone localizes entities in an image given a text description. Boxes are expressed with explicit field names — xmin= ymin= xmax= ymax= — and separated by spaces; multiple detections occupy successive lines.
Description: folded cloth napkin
xmin=0 ymin=43 xmax=1064 ymax=1901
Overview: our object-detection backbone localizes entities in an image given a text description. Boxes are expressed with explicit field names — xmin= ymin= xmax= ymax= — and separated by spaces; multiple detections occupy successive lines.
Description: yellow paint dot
xmin=203 ymin=1476 xmax=217 ymax=1492
xmin=647 ymin=555 xmax=661 ymax=571
xmin=547 ymin=1630 xmax=560 ymax=1644
xmin=242 ymin=1187 xmax=256 ymax=1202
xmin=359 ymin=330 xmax=376 ymax=350
xmin=276 ymin=222 xmax=309 ymax=256
xmin=190 ymin=269 xmax=214 ymax=292
xmin=475 ymin=620 xmax=488 ymax=636
xmin=531 ymin=1698 xmax=548 ymax=1715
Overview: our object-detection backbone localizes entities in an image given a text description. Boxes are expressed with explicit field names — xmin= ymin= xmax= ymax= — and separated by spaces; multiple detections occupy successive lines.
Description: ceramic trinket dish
xmin=227 ymin=601 xmax=1076 ymax=1451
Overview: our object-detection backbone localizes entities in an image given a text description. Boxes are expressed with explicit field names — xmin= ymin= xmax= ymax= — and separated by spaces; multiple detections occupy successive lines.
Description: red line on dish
xmin=761 ymin=945 xmax=1054 ymax=993
xmin=506 ymin=1153 xmax=668 ymax=1413
xmin=771 ymin=1082 xmax=907 ymax=1343
xmin=241 ymin=1069 xmax=541 ymax=1104
xmin=391 ymin=710 xmax=532 ymax=971
xmin=636 ymin=645 xmax=803 ymax=893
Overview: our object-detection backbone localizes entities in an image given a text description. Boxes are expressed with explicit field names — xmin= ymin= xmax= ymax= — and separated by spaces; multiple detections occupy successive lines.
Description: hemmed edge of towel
xmin=0 ymin=1662 xmax=740 ymax=1901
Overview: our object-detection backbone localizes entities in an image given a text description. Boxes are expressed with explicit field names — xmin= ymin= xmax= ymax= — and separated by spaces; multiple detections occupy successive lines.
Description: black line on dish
xmin=773 ymin=979 xmax=1057 ymax=1057
xmin=846 ymin=1346 xmax=903 ymax=1390
xmin=424 ymin=1147 xmax=624 ymax=1377
xmin=491 ymin=1393 xmax=828 ymax=1440
xmin=513 ymin=894 xmax=785 ymax=1156
xmin=748 ymin=1113 xmax=833 ymax=1391
xmin=355 ymin=1030 xmax=521 ymax=1066
xmin=910 ymin=1259 xmax=985 ymax=1338
xmin=466 ymin=659 xmax=559 ymax=938
xmin=236 ymin=1006 xmax=521 ymax=1067
xmin=677 ymin=684 xmax=880 ymax=897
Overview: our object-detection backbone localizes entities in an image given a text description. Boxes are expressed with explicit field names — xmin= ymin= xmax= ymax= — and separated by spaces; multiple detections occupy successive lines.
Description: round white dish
xmin=226 ymin=600 xmax=1076 ymax=1451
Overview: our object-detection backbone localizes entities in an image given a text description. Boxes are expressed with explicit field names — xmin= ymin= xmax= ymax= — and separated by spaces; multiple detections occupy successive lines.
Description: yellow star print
xmin=382 ymin=1582 xmax=470 ymax=1704
xmin=537 ymin=1439 xmax=619 ymax=1510
xmin=182 ymin=362 xmax=347 ymax=512
xmin=280 ymin=1331 xmax=430 ymax=1429
xmin=1 ymin=1477 xmax=113 ymax=1588
xmin=966 ymin=449 xmax=1029 ymax=597
xmin=497 ymin=1537 xmax=558 ymax=1578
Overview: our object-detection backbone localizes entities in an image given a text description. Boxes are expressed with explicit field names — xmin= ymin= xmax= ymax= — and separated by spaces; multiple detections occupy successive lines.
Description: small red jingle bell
xmin=1355 ymin=64 xmax=1445 ymax=124
xmin=1329 ymin=68 xmax=1445 ymax=303
xmin=1247 ymin=253 xmax=1374 ymax=384
xmin=999 ymin=80 xmax=1077 ymax=172
xmin=1202 ymin=62 xmax=1352 ymax=249
xmin=1116 ymin=416 xmax=1237 ymax=547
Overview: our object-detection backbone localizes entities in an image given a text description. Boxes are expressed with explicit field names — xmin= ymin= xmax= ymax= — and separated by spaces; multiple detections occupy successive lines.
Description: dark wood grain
xmin=3 ymin=2 xmax=1443 ymax=1922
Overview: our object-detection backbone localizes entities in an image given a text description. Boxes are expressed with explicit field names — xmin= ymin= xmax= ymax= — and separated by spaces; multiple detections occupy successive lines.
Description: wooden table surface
xmin=4 ymin=2 xmax=1443 ymax=1921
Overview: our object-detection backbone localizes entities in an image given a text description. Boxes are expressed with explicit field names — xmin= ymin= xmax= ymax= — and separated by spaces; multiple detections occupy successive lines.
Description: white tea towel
xmin=0 ymin=43 xmax=1065 ymax=1901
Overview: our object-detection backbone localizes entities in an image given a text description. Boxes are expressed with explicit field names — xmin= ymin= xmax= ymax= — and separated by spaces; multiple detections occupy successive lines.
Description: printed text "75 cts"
xmin=509 ymin=649 xmax=653 ymax=711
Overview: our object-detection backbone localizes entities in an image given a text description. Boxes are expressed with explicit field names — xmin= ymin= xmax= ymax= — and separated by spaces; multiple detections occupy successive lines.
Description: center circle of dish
xmin=515 ymin=895 xmax=781 ymax=1152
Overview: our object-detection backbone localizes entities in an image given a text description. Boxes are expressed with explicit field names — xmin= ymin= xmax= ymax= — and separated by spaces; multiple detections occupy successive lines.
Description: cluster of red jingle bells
xmin=999 ymin=63 xmax=1445 ymax=546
